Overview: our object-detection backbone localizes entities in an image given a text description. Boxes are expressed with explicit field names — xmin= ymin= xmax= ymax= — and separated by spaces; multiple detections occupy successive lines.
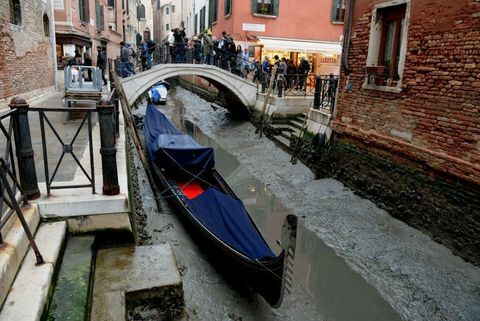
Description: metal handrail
xmin=0 ymin=109 xmax=19 ymax=241
xmin=0 ymin=158 xmax=44 ymax=264
xmin=30 ymin=106 xmax=97 ymax=195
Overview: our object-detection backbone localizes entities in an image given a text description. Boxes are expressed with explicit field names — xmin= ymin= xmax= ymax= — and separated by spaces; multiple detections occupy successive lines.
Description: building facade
xmin=138 ymin=0 xmax=154 ymax=42
xmin=152 ymin=0 xmax=161 ymax=42
xmin=157 ymin=0 xmax=186 ymax=41
xmin=206 ymin=0 xmax=345 ymax=75
xmin=0 ymin=0 xmax=56 ymax=109
xmin=329 ymin=0 xmax=480 ymax=265
xmin=53 ymin=0 xmax=123 ymax=69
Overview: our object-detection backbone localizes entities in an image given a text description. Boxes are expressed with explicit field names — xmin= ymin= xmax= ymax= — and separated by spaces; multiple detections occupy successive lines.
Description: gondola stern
xmin=266 ymin=214 xmax=298 ymax=308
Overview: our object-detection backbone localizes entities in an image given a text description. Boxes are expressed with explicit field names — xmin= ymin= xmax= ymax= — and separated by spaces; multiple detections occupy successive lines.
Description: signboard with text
xmin=53 ymin=0 xmax=64 ymax=10
xmin=242 ymin=23 xmax=265 ymax=32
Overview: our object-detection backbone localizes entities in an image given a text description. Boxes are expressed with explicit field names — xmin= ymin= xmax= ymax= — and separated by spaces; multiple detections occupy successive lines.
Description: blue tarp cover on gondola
xmin=149 ymin=83 xmax=168 ymax=104
xmin=184 ymin=187 xmax=276 ymax=260
xmin=144 ymin=104 xmax=215 ymax=172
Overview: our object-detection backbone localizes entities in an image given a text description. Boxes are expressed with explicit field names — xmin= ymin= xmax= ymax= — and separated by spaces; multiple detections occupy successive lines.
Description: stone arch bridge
xmin=118 ymin=64 xmax=258 ymax=110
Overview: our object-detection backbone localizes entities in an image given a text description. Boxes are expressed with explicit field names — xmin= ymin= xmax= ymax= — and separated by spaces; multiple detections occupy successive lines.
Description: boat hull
xmin=150 ymin=161 xmax=286 ymax=307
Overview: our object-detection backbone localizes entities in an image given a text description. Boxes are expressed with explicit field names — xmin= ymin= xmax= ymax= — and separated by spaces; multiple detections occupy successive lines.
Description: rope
xmin=159 ymin=145 xmax=217 ymax=190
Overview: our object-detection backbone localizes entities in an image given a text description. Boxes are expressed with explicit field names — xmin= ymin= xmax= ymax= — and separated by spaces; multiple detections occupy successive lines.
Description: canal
xmin=129 ymin=86 xmax=480 ymax=321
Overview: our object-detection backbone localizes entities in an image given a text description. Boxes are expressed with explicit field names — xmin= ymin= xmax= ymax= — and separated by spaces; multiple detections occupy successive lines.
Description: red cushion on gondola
xmin=178 ymin=181 xmax=204 ymax=199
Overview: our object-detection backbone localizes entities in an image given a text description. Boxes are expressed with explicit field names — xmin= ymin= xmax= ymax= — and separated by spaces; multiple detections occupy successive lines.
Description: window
xmin=166 ymin=23 xmax=169 ymax=31
xmin=251 ymin=0 xmax=278 ymax=16
xmin=331 ymin=0 xmax=345 ymax=23
xmin=137 ymin=4 xmax=145 ymax=19
xmin=9 ymin=0 xmax=22 ymax=25
xmin=365 ymin=2 xmax=409 ymax=90
xmin=108 ymin=0 xmax=115 ymax=7
xmin=225 ymin=0 xmax=232 ymax=16
xmin=144 ymin=28 xmax=150 ymax=41
xmin=156 ymin=0 xmax=160 ymax=10
xmin=208 ymin=0 xmax=218 ymax=25
xmin=172 ymin=5 xmax=175 ymax=13
xmin=79 ymin=0 xmax=89 ymax=23
xmin=194 ymin=14 xmax=198 ymax=35
xmin=96 ymin=4 xmax=104 ymax=31
xmin=378 ymin=5 xmax=406 ymax=78
xmin=43 ymin=14 xmax=50 ymax=36
xmin=200 ymin=6 xmax=206 ymax=32
xmin=166 ymin=7 xmax=169 ymax=15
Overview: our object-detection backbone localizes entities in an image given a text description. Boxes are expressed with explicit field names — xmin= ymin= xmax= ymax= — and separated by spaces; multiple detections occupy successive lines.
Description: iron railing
xmin=0 ymin=109 xmax=19 ymax=243
xmin=0 ymin=157 xmax=44 ymax=264
xmin=33 ymin=106 xmax=97 ymax=195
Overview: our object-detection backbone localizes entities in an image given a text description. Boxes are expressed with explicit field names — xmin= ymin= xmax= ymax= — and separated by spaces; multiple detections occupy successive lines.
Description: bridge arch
xmin=118 ymin=64 xmax=258 ymax=109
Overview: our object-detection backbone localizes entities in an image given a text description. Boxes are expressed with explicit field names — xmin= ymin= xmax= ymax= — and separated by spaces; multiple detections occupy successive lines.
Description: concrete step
xmin=46 ymin=235 xmax=95 ymax=321
xmin=0 ymin=221 xmax=67 ymax=321
xmin=91 ymin=244 xmax=184 ymax=321
xmin=0 ymin=205 xmax=41 ymax=308
xmin=288 ymin=118 xmax=305 ymax=130
xmin=272 ymin=135 xmax=292 ymax=151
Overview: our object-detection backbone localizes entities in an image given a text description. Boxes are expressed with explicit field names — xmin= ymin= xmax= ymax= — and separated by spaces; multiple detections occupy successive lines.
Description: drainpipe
xmin=49 ymin=0 xmax=58 ymax=90
xmin=342 ymin=0 xmax=355 ymax=76
xmin=332 ymin=0 xmax=355 ymax=119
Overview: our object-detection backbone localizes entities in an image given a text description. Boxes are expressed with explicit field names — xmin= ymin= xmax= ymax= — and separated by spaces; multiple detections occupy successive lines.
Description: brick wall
xmin=0 ymin=0 xmax=55 ymax=102
xmin=334 ymin=0 xmax=480 ymax=185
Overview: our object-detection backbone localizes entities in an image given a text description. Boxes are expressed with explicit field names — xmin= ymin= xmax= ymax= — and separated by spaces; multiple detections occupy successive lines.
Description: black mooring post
xmin=97 ymin=98 xmax=120 ymax=195
xmin=313 ymin=76 xmax=321 ymax=109
xmin=9 ymin=96 xmax=40 ymax=200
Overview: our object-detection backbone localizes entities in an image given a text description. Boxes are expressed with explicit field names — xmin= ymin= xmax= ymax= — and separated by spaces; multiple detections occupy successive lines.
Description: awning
xmin=257 ymin=37 xmax=342 ymax=55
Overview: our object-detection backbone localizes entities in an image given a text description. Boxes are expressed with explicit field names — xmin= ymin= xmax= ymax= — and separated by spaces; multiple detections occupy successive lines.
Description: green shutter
xmin=331 ymin=0 xmax=338 ymax=22
xmin=273 ymin=0 xmax=279 ymax=16
xmin=251 ymin=0 xmax=256 ymax=14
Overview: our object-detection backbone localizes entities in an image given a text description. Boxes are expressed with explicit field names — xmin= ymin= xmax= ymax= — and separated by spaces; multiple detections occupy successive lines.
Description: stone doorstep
xmin=0 ymin=205 xmax=40 ymax=309
xmin=91 ymin=245 xmax=184 ymax=321
xmin=0 ymin=221 xmax=67 ymax=321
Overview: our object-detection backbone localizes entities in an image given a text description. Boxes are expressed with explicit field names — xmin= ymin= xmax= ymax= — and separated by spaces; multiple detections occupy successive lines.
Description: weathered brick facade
xmin=335 ymin=0 xmax=480 ymax=184
xmin=0 ymin=0 xmax=55 ymax=107
xmin=327 ymin=0 xmax=480 ymax=265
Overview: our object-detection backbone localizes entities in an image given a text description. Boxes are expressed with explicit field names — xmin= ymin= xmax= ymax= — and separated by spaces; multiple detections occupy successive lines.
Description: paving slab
xmin=91 ymin=244 xmax=184 ymax=321
xmin=0 ymin=221 xmax=67 ymax=321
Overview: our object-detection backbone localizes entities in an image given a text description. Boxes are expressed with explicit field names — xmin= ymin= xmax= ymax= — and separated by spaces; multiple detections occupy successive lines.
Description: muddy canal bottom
xmin=130 ymin=89 xmax=402 ymax=321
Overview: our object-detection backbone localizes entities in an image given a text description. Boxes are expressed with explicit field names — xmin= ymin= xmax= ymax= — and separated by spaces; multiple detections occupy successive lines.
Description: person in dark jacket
xmin=296 ymin=58 xmax=310 ymax=91
xmin=83 ymin=52 xmax=92 ymax=81
xmin=96 ymin=46 xmax=107 ymax=85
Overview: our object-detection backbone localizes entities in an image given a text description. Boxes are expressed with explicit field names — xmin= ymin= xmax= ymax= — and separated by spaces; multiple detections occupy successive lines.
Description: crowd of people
xmin=115 ymin=28 xmax=314 ymax=91
xmin=162 ymin=28 xmax=313 ymax=90
xmin=63 ymin=47 xmax=108 ymax=86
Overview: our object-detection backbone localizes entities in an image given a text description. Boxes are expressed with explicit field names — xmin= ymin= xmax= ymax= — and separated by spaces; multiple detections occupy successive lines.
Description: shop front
xmin=248 ymin=36 xmax=342 ymax=76
xmin=55 ymin=33 xmax=92 ymax=69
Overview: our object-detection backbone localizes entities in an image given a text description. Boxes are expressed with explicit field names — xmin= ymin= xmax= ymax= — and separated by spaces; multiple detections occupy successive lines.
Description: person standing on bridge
xmin=201 ymin=29 xmax=213 ymax=65
xmin=96 ymin=47 xmax=107 ymax=86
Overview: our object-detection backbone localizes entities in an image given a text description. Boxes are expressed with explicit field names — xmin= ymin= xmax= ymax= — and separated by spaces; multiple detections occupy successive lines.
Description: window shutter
xmin=331 ymin=0 xmax=338 ymax=22
xmin=251 ymin=0 xmax=256 ymax=14
xmin=273 ymin=0 xmax=279 ymax=16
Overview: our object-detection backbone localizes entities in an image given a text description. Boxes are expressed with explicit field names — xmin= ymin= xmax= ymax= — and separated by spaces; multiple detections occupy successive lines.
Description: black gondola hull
xmin=150 ymin=161 xmax=287 ymax=307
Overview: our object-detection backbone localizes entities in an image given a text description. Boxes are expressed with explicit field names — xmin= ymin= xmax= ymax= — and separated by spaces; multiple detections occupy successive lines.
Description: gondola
xmin=148 ymin=81 xmax=170 ymax=105
xmin=143 ymin=103 xmax=297 ymax=308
